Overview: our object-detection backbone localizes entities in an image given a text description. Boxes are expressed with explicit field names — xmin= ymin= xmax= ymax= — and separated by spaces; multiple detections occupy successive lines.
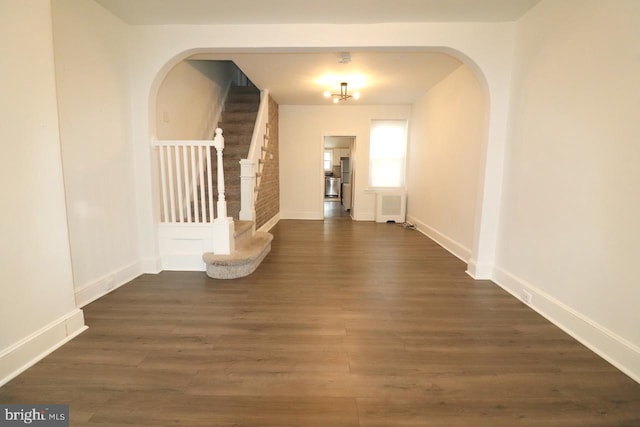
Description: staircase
xmin=202 ymin=84 xmax=273 ymax=279
xmin=213 ymin=85 xmax=260 ymax=219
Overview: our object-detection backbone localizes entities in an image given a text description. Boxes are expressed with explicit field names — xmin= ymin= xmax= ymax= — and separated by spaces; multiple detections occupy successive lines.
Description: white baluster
xmin=175 ymin=146 xmax=184 ymax=223
xmin=182 ymin=145 xmax=191 ymax=223
xmin=205 ymin=142 xmax=214 ymax=223
xmin=198 ymin=146 xmax=206 ymax=222
xmin=190 ymin=145 xmax=199 ymax=223
xmin=159 ymin=145 xmax=169 ymax=222
xmin=167 ymin=146 xmax=176 ymax=223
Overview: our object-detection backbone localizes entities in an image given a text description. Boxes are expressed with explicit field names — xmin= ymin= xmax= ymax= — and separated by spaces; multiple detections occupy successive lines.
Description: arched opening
xmin=406 ymin=59 xmax=490 ymax=266
xmin=145 ymin=47 xmax=492 ymax=273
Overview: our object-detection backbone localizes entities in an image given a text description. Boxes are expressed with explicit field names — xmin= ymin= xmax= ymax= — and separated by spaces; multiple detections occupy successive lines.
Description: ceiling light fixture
xmin=323 ymin=82 xmax=360 ymax=103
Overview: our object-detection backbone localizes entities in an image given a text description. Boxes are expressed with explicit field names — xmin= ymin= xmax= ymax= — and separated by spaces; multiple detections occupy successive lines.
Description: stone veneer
xmin=254 ymin=95 xmax=279 ymax=229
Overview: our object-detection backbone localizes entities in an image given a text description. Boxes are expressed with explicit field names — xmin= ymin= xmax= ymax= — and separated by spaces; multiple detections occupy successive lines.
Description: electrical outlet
xmin=521 ymin=289 xmax=532 ymax=305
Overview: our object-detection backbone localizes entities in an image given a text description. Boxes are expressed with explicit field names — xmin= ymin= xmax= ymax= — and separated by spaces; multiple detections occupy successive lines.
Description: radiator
xmin=375 ymin=191 xmax=407 ymax=223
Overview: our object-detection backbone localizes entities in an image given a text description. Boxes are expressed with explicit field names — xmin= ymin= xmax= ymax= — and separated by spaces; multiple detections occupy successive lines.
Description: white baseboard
xmin=142 ymin=256 xmax=162 ymax=274
xmin=466 ymin=258 xmax=493 ymax=280
xmin=407 ymin=215 xmax=471 ymax=263
xmin=0 ymin=309 xmax=87 ymax=387
xmin=493 ymin=266 xmax=640 ymax=384
xmin=74 ymin=261 xmax=144 ymax=308
xmin=258 ymin=213 xmax=280 ymax=232
xmin=280 ymin=211 xmax=323 ymax=220
xmin=354 ymin=214 xmax=375 ymax=221
xmin=161 ymin=254 xmax=206 ymax=271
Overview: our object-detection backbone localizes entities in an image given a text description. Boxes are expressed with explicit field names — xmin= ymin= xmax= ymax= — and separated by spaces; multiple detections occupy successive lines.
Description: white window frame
xmin=323 ymin=150 xmax=333 ymax=171
xmin=368 ymin=119 xmax=408 ymax=188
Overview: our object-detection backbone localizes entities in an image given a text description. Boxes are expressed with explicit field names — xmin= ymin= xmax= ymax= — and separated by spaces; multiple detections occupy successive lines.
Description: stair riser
xmin=220 ymin=112 xmax=258 ymax=123
xmin=203 ymin=232 xmax=273 ymax=280
xmin=225 ymin=105 xmax=259 ymax=113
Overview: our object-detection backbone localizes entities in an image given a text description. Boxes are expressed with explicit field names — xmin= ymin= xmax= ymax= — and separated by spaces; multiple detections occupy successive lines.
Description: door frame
xmin=321 ymin=133 xmax=356 ymax=219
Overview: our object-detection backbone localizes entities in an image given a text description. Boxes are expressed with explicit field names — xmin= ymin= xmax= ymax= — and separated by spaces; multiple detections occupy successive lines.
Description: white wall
xmin=407 ymin=65 xmax=486 ymax=261
xmin=52 ymin=0 xmax=141 ymax=306
xmin=495 ymin=0 xmax=640 ymax=381
xmin=280 ymin=105 xmax=411 ymax=220
xmin=0 ymin=0 xmax=85 ymax=386
xmin=156 ymin=60 xmax=233 ymax=140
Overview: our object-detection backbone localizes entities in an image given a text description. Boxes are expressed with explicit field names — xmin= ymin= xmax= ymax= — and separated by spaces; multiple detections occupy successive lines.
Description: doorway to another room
xmin=323 ymin=135 xmax=354 ymax=219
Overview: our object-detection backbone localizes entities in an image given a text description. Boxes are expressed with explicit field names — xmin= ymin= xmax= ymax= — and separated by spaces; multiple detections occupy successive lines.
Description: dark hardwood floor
xmin=2 ymin=219 xmax=639 ymax=426
xmin=324 ymin=198 xmax=351 ymax=219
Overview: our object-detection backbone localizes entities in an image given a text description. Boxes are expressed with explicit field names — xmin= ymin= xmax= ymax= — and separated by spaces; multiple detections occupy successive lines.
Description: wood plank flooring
xmin=2 ymin=219 xmax=639 ymax=426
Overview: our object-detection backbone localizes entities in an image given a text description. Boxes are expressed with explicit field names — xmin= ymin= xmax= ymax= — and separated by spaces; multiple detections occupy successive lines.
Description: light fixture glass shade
xmin=353 ymin=92 xmax=361 ymax=100
xmin=323 ymin=90 xmax=331 ymax=98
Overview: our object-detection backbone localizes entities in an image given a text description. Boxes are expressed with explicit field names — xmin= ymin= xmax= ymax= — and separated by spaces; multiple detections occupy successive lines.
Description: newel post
xmin=211 ymin=128 xmax=235 ymax=255
xmin=239 ymin=159 xmax=256 ymax=222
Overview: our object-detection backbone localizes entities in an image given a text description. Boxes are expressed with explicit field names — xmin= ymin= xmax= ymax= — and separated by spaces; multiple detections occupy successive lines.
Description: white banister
xmin=247 ymin=89 xmax=269 ymax=167
xmin=213 ymin=128 xmax=227 ymax=219
xmin=153 ymin=131 xmax=234 ymax=254
xmin=241 ymin=89 xmax=270 ymax=219
xmin=211 ymin=128 xmax=235 ymax=255
xmin=153 ymin=140 xmax=217 ymax=224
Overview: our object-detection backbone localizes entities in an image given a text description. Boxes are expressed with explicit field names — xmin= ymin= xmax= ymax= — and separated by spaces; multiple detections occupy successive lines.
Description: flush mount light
xmin=323 ymin=82 xmax=360 ymax=103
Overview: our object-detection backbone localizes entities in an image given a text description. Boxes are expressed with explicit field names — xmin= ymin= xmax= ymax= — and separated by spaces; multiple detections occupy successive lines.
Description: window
xmin=369 ymin=120 xmax=408 ymax=188
xmin=323 ymin=150 xmax=333 ymax=171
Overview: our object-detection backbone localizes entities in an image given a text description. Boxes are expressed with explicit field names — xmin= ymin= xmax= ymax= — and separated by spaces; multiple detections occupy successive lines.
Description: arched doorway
xmin=142 ymin=46 xmax=502 ymax=277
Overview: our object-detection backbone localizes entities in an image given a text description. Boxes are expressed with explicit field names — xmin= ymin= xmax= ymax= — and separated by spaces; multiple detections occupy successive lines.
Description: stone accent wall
xmin=255 ymin=96 xmax=279 ymax=229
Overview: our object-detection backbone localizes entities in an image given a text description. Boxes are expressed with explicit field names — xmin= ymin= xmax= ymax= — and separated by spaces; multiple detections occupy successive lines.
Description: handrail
xmin=247 ymin=89 xmax=269 ymax=164
xmin=154 ymin=140 xmax=215 ymax=147
xmin=240 ymin=89 xmax=269 ymax=223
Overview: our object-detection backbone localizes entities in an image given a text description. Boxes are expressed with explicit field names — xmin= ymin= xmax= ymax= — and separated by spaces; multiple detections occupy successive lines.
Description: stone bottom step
xmin=203 ymin=232 xmax=273 ymax=279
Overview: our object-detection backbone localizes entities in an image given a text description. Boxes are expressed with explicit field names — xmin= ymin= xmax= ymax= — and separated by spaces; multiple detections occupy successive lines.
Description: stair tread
xmin=203 ymin=232 xmax=273 ymax=265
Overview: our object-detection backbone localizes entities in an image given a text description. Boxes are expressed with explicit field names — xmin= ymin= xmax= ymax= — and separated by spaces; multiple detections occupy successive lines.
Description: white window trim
xmin=368 ymin=119 xmax=408 ymax=188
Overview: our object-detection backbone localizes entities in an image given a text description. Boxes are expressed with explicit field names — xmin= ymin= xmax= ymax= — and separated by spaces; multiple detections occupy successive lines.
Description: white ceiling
xmin=95 ymin=0 xmax=540 ymax=25
xmin=190 ymin=51 xmax=463 ymax=105
xmin=94 ymin=0 xmax=540 ymax=105
xmin=324 ymin=136 xmax=354 ymax=149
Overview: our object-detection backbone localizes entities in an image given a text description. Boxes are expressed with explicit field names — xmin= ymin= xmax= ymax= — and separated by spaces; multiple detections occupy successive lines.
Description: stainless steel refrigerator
xmin=340 ymin=157 xmax=350 ymax=183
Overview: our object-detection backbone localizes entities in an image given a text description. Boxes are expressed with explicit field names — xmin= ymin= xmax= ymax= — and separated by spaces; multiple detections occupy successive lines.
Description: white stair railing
xmin=154 ymin=139 xmax=215 ymax=224
xmin=154 ymin=128 xmax=234 ymax=255
xmin=240 ymin=89 xmax=269 ymax=222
